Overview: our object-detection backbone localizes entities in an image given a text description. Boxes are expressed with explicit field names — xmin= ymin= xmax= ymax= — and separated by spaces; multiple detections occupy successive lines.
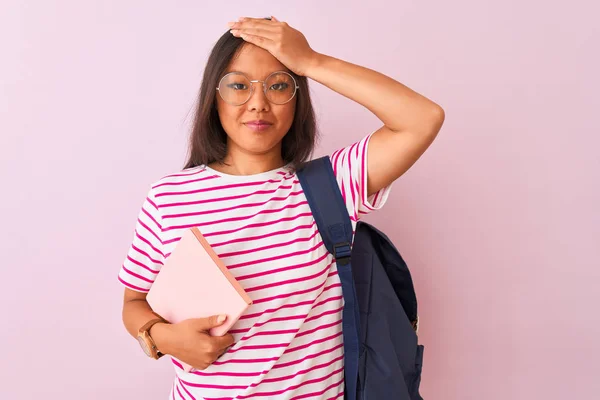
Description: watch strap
xmin=139 ymin=317 xmax=167 ymax=334
xmin=139 ymin=315 xmax=168 ymax=359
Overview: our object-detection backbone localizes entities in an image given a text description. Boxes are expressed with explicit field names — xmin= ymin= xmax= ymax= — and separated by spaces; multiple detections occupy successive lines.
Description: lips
xmin=245 ymin=120 xmax=272 ymax=127
xmin=244 ymin=120 xmax=273 ymax=131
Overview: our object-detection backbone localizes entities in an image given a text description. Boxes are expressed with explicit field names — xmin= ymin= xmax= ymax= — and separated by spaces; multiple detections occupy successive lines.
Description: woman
xmin=119 ymin=16 xmax=445 ymax=400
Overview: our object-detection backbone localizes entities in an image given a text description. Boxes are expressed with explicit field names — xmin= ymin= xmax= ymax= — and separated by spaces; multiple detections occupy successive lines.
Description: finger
xmin=232 ymin=27 xmax=277 ymax=39
xmin=235 ymin=32 xmax=274 ymax=49
xmin=218 ymin=345 xmax=231 ymax=358
xmin=190 ymin=314 xmax=227 ymax=331
xmin=210 ymin=334 xmax=235 ymax=349
xmin=233 ymin=17 xmax=280 ymax=31
xmin=238 ymin=16 xmax=276 ymax=22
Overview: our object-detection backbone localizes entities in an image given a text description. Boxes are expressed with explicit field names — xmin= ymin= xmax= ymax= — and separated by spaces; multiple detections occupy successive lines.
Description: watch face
xmin=137 ymin=335 xmax=151 ymax=357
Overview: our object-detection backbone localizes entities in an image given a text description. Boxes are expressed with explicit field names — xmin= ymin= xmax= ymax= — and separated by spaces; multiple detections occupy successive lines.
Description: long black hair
xmin=184 ymin=27 xmax=318 ymax=170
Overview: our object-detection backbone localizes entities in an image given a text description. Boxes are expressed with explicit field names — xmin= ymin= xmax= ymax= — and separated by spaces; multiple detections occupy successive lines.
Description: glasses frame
xmin=216 ymin=70 xmax=300 ymax=106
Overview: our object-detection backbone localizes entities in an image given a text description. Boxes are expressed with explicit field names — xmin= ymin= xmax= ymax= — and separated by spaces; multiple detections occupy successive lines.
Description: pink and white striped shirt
xmin=118 ymin=133 xmax=391 ymax=400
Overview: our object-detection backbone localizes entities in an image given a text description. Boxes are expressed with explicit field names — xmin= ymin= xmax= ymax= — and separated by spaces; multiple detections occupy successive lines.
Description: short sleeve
xmin=117 ymin=187 xmax=166 ymax=293
xmin=329 ymin=133 xmax=392 ymax=221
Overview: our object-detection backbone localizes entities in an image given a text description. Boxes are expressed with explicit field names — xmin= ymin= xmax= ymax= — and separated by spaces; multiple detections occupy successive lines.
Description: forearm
xmin=305 ymin=52 xmax=443 ymax=133
xmin=122 ymin=299 xmax=173 ymax=354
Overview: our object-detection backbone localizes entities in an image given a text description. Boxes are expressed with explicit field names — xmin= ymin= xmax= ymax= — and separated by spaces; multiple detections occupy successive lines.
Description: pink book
xmin=146 ymin=227 xmax=253 ymax=372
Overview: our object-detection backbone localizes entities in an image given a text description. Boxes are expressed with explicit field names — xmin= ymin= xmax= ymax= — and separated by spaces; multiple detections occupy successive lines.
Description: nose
xmin=246 ymin=81 xmax=270 ymax=112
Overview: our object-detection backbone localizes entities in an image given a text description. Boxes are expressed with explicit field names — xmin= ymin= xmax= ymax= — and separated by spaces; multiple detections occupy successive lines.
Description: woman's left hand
xmin=228 ymin=16 xmax=319 ymax=76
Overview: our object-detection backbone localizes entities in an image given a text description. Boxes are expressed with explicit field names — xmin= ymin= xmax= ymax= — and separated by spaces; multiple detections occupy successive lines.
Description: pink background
xmin=1 ymin=1 xmax=598 ymax=399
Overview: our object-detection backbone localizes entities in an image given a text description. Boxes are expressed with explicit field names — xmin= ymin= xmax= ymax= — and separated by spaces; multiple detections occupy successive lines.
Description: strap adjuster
xmin=334 ymin=242 xmax=351 ymax=265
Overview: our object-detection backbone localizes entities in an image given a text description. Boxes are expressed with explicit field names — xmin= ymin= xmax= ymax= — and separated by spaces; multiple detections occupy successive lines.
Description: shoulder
xmin=147 ymin=165 xmax=219 ymax=196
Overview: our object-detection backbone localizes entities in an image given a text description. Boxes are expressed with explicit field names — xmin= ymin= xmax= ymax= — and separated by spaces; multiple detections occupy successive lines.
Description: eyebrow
xmin=224 ymin=70 xmax=290 ymax=79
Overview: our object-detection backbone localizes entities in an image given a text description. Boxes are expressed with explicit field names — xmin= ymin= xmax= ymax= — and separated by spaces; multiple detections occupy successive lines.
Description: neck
xmin=210 ymin=150 xmax=285 ymax=176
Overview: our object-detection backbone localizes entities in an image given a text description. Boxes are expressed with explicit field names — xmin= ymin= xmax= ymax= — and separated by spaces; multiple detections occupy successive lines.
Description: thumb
xmin=191 ymin=314 xmax=227 ymax=331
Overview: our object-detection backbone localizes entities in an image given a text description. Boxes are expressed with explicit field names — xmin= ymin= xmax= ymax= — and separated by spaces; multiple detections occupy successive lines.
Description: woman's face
xmin=216 ymin=44 xmax=297 ymax=162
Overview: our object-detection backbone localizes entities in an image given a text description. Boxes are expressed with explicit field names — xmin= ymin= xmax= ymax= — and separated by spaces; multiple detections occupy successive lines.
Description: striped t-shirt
xmin=118 ymin=133 xmax=391 ymax=400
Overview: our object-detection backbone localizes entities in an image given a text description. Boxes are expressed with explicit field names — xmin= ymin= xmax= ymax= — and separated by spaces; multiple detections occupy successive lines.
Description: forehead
xmin=225 ymin=44 xmax=290 ymax=79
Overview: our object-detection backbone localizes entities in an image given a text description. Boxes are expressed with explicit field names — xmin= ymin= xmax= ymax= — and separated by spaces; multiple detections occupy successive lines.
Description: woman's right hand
xmin=151 ymin=314 xmax=235 ymax=370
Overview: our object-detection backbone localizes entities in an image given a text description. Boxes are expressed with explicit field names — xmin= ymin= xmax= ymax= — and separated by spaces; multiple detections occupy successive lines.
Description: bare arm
xmin=229 ymin=18 xmax=445 ymax=196
xmin=121 ymin=288 xmax=234 ymax=369
xmin=305 ymin=53 xmax=445 ymax=197
xmin=122 ymin=288 xmax=172 ymax=352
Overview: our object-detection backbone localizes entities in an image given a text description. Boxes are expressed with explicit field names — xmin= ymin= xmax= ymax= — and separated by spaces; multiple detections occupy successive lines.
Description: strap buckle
xmin=334 ymin=242 xmax=352 ymax=265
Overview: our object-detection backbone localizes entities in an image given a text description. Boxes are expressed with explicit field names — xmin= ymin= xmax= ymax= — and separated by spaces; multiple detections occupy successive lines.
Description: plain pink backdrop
xmin=1 ymin=1 xmax=598 ymax=399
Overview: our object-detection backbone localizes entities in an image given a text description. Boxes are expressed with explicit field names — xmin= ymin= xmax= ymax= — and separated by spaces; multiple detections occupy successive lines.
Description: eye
xmin=227 ymin=83 xmax=248 ymax=90
xmin=269 ymin=82 xmax=289 ymax=91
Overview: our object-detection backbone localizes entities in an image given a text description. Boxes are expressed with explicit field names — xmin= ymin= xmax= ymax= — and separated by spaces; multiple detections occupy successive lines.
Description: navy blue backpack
xmin=297 ymin=156 xmax=425 ymax=400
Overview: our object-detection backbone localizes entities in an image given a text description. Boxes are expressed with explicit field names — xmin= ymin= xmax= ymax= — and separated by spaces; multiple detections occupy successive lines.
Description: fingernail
xmin=217 ymin=315 xmax=226 ymax=323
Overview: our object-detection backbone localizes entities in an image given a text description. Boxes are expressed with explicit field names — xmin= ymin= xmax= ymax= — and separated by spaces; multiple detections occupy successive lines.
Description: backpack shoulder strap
xmin=297 ymin=156 xmax=354 ymax=260
xmin=297 ymin=156 xmax=360 ymax=400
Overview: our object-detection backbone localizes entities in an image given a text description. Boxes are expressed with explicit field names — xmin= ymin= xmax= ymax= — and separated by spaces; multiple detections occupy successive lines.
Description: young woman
xmin=119 ymin=16 xmax=445 ymax=400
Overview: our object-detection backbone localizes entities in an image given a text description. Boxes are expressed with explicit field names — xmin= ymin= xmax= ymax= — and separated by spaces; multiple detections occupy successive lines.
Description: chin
xmin=240 ymin=136 xmax=283 ymax=154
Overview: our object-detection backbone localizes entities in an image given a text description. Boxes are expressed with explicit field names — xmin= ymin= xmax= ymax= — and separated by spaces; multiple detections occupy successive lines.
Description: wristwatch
xmin=137 ymin=315 xmax=168 ymax=359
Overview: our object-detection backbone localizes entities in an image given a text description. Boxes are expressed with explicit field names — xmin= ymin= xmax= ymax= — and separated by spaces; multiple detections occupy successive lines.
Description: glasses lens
xmin=265 ymin=72 xmax=296 ymax=104
xmin=218 ymin=73 xmax=251 ymax=105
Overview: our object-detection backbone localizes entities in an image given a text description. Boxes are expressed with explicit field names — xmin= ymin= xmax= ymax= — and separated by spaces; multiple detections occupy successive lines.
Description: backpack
xmin=297 ymin=156 xmax=425 ymax=400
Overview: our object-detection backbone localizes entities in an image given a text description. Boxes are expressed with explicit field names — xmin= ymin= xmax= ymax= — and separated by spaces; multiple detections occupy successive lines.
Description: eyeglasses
xmin=216 ymin=71 xmax=299 ymax=106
